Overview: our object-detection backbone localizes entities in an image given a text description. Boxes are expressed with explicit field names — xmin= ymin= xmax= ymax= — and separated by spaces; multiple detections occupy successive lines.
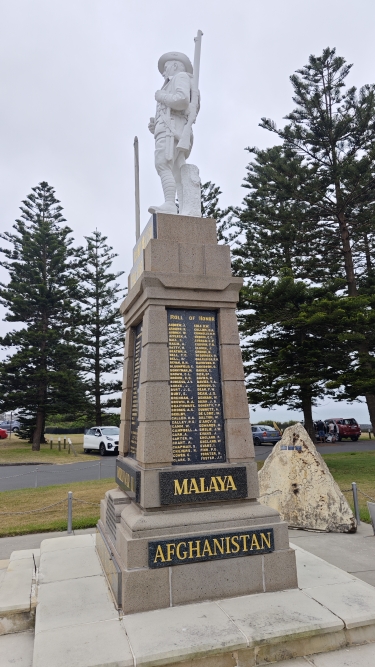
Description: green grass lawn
xmin=0 ymin=434 xmax=97 ymax=464
xmin=0 ymin=479 xmax=115 ymax=537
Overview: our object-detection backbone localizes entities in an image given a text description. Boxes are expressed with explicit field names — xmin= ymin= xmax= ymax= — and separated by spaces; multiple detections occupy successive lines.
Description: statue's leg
xmin=148 ymin=134 xmax=177 ymax=214
xmin=173 ymin=144 xmax=186 ymax=213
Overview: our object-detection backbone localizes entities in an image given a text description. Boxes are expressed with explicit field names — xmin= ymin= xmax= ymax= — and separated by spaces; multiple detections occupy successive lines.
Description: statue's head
xmin=158 ymin=51 xmax=193 ymax=78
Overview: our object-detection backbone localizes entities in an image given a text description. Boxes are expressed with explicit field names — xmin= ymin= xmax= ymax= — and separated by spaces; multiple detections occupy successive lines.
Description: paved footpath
xmin=255 ymin=439 xmax=375 ymax=461
xmin=0 ymin=457 xmax=116 ymax=491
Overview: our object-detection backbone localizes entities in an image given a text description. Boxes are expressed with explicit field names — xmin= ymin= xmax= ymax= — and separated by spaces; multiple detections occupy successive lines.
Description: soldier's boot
xmin=148 ymin=170 xmax=177 ymax=214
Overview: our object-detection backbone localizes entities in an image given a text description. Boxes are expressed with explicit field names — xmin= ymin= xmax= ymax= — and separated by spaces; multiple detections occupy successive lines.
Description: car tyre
xmin=99 ymin=443 xmax=106 ymax=456
xmin=351 ymin=436 xmax=359 ymax=441
xmin=253 ymin=437 xmax=261 ymax=446
xmin=12 ymin=427 xmax=19 ymax=433
xmin=84 ymin=448 xmax=91 ymax=454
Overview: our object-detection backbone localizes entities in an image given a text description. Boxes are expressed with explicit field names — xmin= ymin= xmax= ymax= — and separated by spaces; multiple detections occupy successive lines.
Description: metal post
xmin=50 ymin=439 xmax=52 ymax=449
xmin=63 ymin=438 xmax=66 ymax=449
xmin=58 ymin=438 xmax=61 ymax=452
xmin=35 ymin=467 xmax=38 ymax=488
xmin=134 ymin=136 xmax=140 ymax=240
xmin=67 ymin=491 xmax=73 ymax=534
xmin=352 ymin=482 xmax=361 ymax=525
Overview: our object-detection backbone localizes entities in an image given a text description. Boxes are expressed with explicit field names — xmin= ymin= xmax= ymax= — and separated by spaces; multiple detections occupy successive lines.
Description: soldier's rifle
xmin=177 ymin=29 xmax=203 ymax=153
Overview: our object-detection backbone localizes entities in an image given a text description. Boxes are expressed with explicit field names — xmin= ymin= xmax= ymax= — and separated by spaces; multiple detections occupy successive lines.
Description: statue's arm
xmin=156 ymin=73 xmax=190 ymax=111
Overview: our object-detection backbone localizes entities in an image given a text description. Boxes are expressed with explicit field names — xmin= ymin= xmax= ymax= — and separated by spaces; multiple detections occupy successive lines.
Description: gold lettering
xmin=176 ymin=542 xmax=187 ymax=560
xmin=189 ymin=478 xmax=199 ymax=494
xmin=199 ymin=477 xmax=209 ymax=493
xmin=216 ymin=476 xmax=227 ymax=491
xmin=209 ymin=477 xmax=219 ymax=492
xmin=188 ymin=540 xmax=202 ymax=559
xmin=250 ymin=534 xmax=261 ymax=550
xmin=202 ymin=539 xmax=213 ymax=557
xmin=231 ymin=535 xmax=240 ymax=553
xmin=213 ymin=538 xmax=224 ymax=555
xmin=225 ymin=536 xmax=231 ymax=553
xmin=260 ymin=532 xmax=272 ymax=549
xmin=174 ymin=479 xmax=188 ymax=495
xmin=226 ymin=476 xmax=237 ymax=491
xmin=166 ymin=543 xmax=175 ymax=561
xmin=240 ymin=534 xmax=249 ymax=552
xmin=154 ymin=545 xmax=166 ymax=563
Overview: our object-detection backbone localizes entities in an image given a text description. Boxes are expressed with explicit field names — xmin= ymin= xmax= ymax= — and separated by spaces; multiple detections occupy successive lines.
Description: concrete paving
xmin=30 ymin=535 xmax=375 ymax=666
xmin=0 ymin=527 xmax=96 ymax=559
xmin=0 ymin=532 xmax=375 ymax=666
xmin=289 ymin=523 xmax=375 ymax=586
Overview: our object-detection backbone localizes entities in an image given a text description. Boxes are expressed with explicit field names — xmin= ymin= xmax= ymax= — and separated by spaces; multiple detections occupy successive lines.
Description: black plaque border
xmin=115 ymin=458 xmax=141 ymax=504
xmin=148 ymin=527 xmax=275 ymax=568
xmin=159 ymin=467 xmax=247 ymax=505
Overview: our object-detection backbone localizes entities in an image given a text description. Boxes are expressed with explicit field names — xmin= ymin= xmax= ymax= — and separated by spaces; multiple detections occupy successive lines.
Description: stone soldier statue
xmin=148 ymin=37 xmax=203 ymax=217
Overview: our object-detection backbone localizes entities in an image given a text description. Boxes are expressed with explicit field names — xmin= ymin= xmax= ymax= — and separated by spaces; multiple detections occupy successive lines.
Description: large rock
xmin=258 ymin=423 xmax=356 ymax=533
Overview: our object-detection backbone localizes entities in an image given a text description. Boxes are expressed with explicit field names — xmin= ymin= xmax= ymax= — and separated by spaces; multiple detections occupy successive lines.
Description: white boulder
xmin=258 ymin=423 xmax=356 ymax=533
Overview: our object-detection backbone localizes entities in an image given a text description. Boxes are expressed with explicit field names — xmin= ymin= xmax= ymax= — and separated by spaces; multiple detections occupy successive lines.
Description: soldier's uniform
xmin=149 ymin=52 xmax=197 ymax=214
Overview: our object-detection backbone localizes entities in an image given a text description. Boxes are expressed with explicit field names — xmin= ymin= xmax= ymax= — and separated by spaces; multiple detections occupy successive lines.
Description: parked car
xmin=251 ymin=425 xmax=281 ymax=446
xmin=83 ymin=427 xmax=119 ymax=455
xmin=0 ymin=428 xmax=8 ymax=439
xmin=324 ymin=418 xmax=361 ymax=442
xmin=0 ymin=420 xmax=20 ymax=433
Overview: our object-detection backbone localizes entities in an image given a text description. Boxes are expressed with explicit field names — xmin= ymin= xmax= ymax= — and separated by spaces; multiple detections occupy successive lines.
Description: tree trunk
xmin=365 ymin=393 xmax=375 ymax=435
xmin=301 ymin=389 xmax=315 ymax=443
xmin=336 ymin=209 xmax=357 ymax=297
xmin=32 ymin=406 xmax=44 ymax=451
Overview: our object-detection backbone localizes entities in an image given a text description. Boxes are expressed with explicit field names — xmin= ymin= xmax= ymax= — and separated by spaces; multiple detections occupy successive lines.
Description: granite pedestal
xmin=97 ymin=213 xmax=297 ymax=614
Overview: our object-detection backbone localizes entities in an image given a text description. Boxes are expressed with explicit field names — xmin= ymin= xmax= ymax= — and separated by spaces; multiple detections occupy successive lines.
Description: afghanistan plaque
xmin=148 ymin=527 xmax=275 ymax=568
xmin=168 ymin=309 xmax=225 ymax=465
xmin=129 ymin=322 xmax=142 ymax=457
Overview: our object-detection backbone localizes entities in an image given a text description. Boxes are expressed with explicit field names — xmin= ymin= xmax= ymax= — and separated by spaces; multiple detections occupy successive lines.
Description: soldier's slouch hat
xmin=158 ymin=51 xmax=193 ymax=75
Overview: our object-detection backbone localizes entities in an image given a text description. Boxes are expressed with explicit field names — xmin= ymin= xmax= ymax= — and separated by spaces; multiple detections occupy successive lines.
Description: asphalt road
xmin=0 ymin=456 xmax=117 ymax=491
xmin=1 ymin=441 xmax=375 ymax=491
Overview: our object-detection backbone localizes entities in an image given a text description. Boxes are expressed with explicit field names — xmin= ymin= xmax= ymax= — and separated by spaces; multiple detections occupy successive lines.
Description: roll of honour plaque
xmin=167 ymin=309 xmax=225 ymax=465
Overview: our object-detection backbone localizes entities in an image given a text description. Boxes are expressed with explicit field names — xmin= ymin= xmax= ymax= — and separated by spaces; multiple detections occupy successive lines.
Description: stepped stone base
xmin=98 ymin=488 xmax=297 ymax=615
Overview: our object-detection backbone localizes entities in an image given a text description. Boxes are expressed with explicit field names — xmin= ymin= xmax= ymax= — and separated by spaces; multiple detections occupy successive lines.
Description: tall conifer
xmin=77 ymin=230 xmax=125 ymax=426
xmin=0 ymin=182 xmax=87 ymax=449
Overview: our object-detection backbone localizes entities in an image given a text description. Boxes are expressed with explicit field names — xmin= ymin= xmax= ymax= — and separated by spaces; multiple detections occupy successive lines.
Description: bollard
xmin=352 ymin=482 xmax=361 ymax=525
xmin=35 ymin=467 xmax=38 ymax=488
xmin=67 ymin=491 xmax=73 ymax=534
xmin=58 ymin=438 xmax=61 ymax=452
xmin=63 ymin=438 xmax=66 ymax=449
xmin=50 ymin=439 xmax=52 ymax=449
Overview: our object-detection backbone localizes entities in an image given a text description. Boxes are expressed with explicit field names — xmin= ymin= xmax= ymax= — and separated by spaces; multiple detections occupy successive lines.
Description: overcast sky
xmin=1 ymin=0 xmax=375 ymax=423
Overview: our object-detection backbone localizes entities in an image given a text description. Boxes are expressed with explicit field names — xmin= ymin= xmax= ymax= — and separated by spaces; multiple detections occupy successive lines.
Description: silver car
xmin=251 ymin=425 xmax=281 ymax=446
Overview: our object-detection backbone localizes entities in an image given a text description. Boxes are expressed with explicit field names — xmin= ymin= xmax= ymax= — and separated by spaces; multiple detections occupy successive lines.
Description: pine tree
xmin=77 ymin=230 xmax=125 ymax=426
xmin=259 ymin=47 xmax=375 ymax=428
xmin=201 ymin=181 xmax=223 ymax=219
xmin=0 ymin=182 xmax=88 ymax=450
xmin=239 ymin=274 xmax=342 ymax=441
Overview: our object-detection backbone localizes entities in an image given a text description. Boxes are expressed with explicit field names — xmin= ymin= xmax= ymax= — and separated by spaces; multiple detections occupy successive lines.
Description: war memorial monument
xmin=96 ymin=31 xmax=298 ymax=614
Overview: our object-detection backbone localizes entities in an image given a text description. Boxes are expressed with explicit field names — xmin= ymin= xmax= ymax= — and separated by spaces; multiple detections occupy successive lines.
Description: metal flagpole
xmin=134 ymin=136 xmax=140 ymax=240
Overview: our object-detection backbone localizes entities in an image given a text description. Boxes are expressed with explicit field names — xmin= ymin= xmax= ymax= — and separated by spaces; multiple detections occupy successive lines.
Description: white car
xmin=83 ymin=427 xmax=119 ymax=456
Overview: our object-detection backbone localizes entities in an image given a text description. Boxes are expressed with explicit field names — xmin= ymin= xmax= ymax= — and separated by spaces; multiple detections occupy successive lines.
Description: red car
xmin=325 ymin=418 xmax=361 ymax=442
xmin=0 ymin=428 xmax=8 ymax=439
